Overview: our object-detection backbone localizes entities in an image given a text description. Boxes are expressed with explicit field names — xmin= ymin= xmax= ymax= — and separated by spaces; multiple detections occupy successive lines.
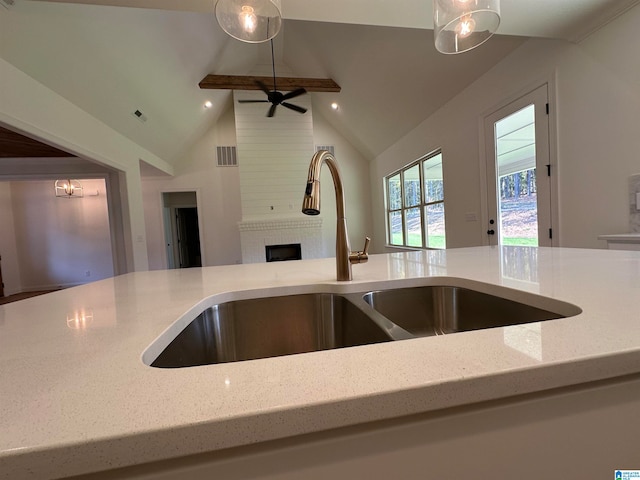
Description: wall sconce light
xmin=434 ymin=0 xmax=500 ymax=54
xmin=215 ymin=0 xmax=282 ymax=43
xmin=55 ymin=179 xmax=83 ymax=198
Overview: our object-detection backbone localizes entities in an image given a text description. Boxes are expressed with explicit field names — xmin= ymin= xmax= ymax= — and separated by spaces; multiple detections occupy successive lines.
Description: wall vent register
xmin=216 ymin=146 xmax=238 ymax=166
xmin=316 ymin=145 xmax=335 ymax=156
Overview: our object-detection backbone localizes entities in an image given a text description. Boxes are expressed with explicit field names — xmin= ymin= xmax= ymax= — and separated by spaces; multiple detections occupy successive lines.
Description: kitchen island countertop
xmin=1 ymin=246 xmax=640 ymax=479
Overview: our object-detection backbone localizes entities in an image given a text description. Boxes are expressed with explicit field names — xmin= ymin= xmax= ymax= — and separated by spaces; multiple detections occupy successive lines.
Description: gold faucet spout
xmin=302 ymin=150 xmax=370 ymax=281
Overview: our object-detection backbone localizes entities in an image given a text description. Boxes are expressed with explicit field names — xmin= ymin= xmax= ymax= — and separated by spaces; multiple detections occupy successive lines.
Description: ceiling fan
xmin=237 ymin=40 xmax=308 ymax=118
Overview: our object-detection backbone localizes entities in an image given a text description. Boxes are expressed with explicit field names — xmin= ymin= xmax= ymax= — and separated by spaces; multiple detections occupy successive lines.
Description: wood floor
xmin=0 ymin=290 xmax=60 ymax=305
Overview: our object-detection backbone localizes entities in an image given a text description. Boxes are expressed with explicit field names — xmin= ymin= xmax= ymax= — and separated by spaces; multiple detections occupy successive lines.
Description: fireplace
xmin=238 ymin=217 xmax=323 ymax=264
xmin=265 ymin=243 xmax=302 ymax=262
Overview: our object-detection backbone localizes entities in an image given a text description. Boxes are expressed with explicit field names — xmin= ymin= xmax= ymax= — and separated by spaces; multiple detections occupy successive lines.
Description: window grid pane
xmin=423 ymin=153 xmax=444 ymax=204
xmin=403 ymin=165 xmax=421 ymax=207
xmin=404 ymin=208 xmax=423 ymax=247
xmin=425 ymin=202 xmax=446 ymax=249
xmin=389 ymin=211 xmax=403 ymax=245
xmin=388 ymin=174 xmax=402 ymax=210
xmin=385 ymin=151 xmax=446 ymax=250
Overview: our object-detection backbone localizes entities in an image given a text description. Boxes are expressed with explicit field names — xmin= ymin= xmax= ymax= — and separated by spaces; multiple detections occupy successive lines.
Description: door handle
xmin=487 ymin=219 xmax=495 ymax=235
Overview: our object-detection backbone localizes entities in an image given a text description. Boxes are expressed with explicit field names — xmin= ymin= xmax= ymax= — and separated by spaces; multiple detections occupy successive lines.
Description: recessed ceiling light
xmin=331 ymin=102 xmax=339 ymax=110
xmin=204 ymin=101 xmax=213 ymax=109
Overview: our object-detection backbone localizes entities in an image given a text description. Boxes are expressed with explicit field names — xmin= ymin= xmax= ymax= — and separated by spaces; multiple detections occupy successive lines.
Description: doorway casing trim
xmin=477 ymin=74 xmax=560 ymax=247
xmin=159 ymin=188 xmax=206 ymax=268
xmin=0 ymin=115 xmax=151 ymax=273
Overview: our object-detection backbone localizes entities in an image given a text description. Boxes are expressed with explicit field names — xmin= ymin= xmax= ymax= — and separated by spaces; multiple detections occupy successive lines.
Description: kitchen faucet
xmin=302 ymin=150 xmax=370 ymax=281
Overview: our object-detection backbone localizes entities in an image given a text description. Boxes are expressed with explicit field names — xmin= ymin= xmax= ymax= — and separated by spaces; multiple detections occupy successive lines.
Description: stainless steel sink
xmin=362 ymin=285 xmax=577 ymax=336
xmin=147 ymin=282 xmax=581 ymax=368
xmin=151 ymin=293 xmax=391 ymax=368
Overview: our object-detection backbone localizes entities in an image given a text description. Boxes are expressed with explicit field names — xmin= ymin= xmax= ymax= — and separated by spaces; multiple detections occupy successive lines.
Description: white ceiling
xmin=2 ymin=0 xmax=638 ymax=164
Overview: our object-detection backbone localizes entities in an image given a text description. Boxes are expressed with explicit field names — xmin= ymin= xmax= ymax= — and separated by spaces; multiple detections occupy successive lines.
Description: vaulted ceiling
xmin=1 ymin=0 xmax=638 ymax=163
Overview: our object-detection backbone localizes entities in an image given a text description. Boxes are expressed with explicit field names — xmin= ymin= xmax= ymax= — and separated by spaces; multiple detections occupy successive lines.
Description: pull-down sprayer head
xmin=302 ymin=150 xmax=336 ymax=216
xmin=302 ymin=180 xmax=320 ymax=215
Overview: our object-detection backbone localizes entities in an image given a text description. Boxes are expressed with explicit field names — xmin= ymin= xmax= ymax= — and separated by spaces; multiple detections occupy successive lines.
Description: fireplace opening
xmin=265 ymin=244 xmax=302 ymax=262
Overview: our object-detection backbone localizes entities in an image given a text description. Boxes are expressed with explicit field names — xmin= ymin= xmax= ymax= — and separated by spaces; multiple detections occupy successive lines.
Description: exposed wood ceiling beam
xmin=0 ymin=126 xmax=74 ymax=158
xmin=199 ymin=75 xmax=341 ymax=93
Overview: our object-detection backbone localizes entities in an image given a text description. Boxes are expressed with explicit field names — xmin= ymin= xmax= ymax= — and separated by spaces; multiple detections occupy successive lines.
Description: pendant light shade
xmin=434 ymin=0 xmax=500 ymax=54
xmin=215 ymin=0 xmax=282 ymax=44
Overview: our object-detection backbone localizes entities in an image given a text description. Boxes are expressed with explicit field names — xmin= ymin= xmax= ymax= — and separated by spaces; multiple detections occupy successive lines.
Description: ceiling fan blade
xmin=238 ymin=99 xmax=270 ymax=103
xmin=281 ymin=88 xmax=307 ymax=101
xmin=256 ymin=80 xmax=272 ymax=96
xmin=267 ymin=104 xmax=278 ymax=117
xmin=282 ymin=102 xmax=308 ymax=114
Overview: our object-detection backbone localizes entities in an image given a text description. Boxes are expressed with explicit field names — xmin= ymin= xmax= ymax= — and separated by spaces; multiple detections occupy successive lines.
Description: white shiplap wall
xmin=234 ymin=90 xmax=314 ymax=220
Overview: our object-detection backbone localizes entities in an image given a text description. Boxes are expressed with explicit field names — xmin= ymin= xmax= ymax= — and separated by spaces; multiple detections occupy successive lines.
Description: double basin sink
xmin=148 ymin=280 xmax=581 ymax=368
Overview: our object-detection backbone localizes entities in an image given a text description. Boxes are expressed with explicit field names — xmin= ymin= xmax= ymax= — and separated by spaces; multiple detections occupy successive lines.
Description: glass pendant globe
xmin=434 ymin=0 xmax=500 ymax=54
xmin=215 ymin=0 xmax=282 ymax=43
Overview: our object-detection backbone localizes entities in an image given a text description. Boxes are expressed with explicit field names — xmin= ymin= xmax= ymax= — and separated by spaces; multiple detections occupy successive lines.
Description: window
xmin=385 ymin=151 xmax=446 ymax=249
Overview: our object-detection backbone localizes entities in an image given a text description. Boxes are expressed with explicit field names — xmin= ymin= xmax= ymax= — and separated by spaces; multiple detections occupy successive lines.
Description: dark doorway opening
xmin=0 ymin=255 xmax=4 ymax=298
xmin=162 ymin=192 xmax=203 ymax=269
xmin=175 ymin=207 xmax=202 ymax=268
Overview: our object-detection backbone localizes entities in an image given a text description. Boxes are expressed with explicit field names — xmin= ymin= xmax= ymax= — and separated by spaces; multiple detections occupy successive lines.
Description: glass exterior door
xmin=484 ymin=85 xmax=552 ymax=247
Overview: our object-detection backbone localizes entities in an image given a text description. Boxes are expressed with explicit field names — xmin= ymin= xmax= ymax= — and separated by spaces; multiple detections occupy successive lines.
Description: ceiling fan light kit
xmin=238 ymin=83 xmax=307 ymax=117
xmin=434 ymin=0 xmax=501 ymax=54
xmin=215 ymin=0 xmax=282 ymax=43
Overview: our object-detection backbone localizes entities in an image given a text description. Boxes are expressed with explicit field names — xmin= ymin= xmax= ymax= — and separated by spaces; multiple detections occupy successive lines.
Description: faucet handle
xmin=362 ymin=236 xmax=370 ymax=255
xmin=349 ymin=236 xmax=371 ymax=265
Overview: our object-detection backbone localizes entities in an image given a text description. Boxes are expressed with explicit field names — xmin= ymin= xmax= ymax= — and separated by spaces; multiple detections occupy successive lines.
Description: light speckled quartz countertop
xmin=2 ymin=247 xmax=640 ymax=479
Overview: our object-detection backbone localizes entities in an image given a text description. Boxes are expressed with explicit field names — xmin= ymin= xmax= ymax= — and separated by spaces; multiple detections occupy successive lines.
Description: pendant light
xmin=434 ymin=0 xmax=500 ymax=54
xmin=215 ymin=0 xmax=282 ymax=43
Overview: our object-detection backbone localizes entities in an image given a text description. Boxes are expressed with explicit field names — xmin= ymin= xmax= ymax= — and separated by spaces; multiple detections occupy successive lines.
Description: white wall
xmin=0 ymin=57 xmax=177 ymax=272
xmin=313 ymin=108 xmax=374 ymax=255
xmin=0 ymin=183 xmax=22 ymax=296
xmin=554 ymin=6 xmax=640 ymax=248
xmin=371 ymin=5 xmax=640 ymax=251
xmin=235 ymin=91 xmax=314 ymax=220
xmin=142 ymin=101 xmax=375 ymax=268
xmin=9 ymin=179 xmax=114 ymax=290
xmin=142 ymin=105 xmax=244 ymax=269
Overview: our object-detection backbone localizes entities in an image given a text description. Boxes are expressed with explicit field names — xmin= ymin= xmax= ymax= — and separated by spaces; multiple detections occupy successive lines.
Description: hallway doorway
xmin=162 ymin=191 xmax=202 ymax=269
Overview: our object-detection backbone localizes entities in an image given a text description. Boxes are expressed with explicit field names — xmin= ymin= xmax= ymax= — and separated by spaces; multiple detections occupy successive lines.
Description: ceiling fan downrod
xmin=237 ymin=39 xmax=308 ymax=118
